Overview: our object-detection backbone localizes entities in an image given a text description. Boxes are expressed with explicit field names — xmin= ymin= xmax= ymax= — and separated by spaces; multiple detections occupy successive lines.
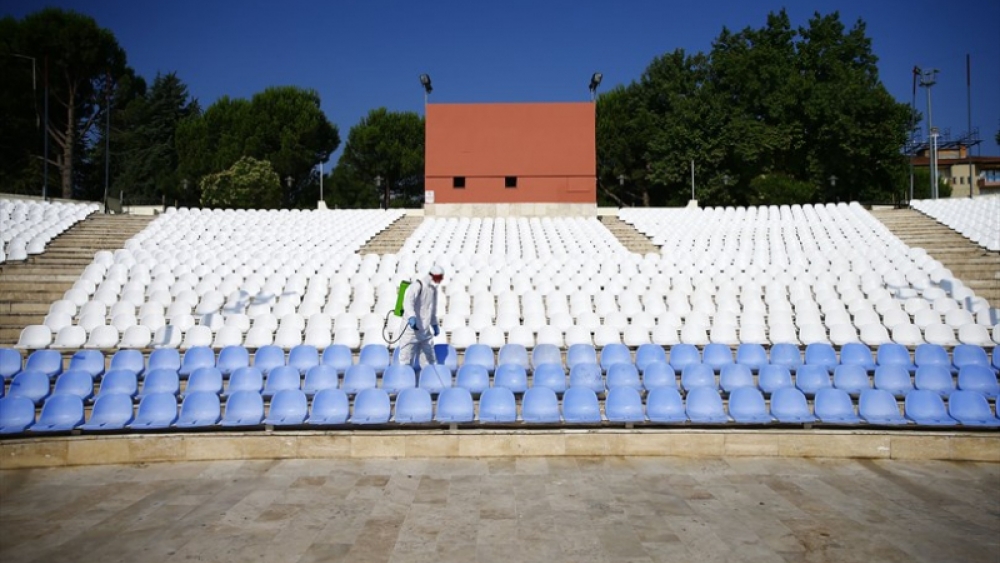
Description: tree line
xmin=1 ymin=8 xmax=958 ymax=209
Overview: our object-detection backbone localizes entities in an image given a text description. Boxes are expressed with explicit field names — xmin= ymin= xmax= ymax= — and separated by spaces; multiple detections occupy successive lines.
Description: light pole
xmin=419 ymin=74 xmax=432 ymax=106
xmin=829 ymin=174 xmax=838 ymax=200
xmin=375 ymin=175 xmax=385 ymax=210
xmin=589 ymin=72 xmax=603 ymax=102
xmin=12 ymin=54 xmax=46 ymax=198
xmin=918 ymin=68 xmax=939 ymax=199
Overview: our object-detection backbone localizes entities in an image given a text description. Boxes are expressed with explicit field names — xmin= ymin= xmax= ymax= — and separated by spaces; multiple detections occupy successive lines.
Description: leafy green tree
xmin=325 ymin=162 xmax=380 ymax=209
xmin=907 ymin=167 xmax=951 ymax=200
xmin=1 ymin=8 xmax=131 ymax=199
xmin=176 ymin=86 xmax=338 ymax=206
xmin=200 ymin=156 xmax=281 ymax=209
xmin=749 ymin=173 xmax=817 ymax=206
xmin=338 ymin=108 xmax=425 ymax=208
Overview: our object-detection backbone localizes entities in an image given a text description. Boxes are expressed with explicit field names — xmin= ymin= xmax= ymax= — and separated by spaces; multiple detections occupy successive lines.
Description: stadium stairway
xmin=870 ymin=208 xmax=1000 ymax=307
xmin=358 ymin=213 xmax=424 ymax=255
xmin=0 ymin=213 xmax=154 ymax=346
xmin=599 ymin=215 xmax=660 ymax=254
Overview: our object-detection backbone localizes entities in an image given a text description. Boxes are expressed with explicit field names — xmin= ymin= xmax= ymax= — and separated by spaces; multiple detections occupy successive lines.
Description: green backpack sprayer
xmin=382 ymin=279 xmax=420 ymax=344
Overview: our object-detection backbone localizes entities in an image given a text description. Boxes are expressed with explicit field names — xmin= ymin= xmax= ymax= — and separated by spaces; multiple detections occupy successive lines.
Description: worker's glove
xmin=432 ymin=324 xmax=440 ymax=336
xmin=407 ymin=317 xmax=417 ymax=329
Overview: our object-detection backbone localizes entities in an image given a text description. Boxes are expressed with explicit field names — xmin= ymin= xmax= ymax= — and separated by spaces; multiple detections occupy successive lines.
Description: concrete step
xmin=358 ymin=215 xmax=424 ymax=255
xmin=869 ymin=208 xmax=1000 ymax=309
xmin=599 ymin=216 xmax=660 ymax=254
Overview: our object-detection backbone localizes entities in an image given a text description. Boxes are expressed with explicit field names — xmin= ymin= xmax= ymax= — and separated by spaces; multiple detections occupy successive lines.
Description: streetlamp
xmin=375 ymin=175 xmax=386 ymax=209
xmin=589 ymin=72 xmax=603 ymax=102
xmin=917 ymin=68 xmax=939 ymax=199
xmin=419 ymin=74 xmax=432 ymax=106
xmin=617 ymin=174 xmax=626 ymax=207
xmin=12 ymin=53 xmax=47 ymax=199
xmin=829 ymin=174 xmax=838 ymax=200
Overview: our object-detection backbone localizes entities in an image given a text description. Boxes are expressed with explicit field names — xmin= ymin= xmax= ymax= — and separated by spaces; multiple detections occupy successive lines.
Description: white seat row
xmin=0 ymin=198 xmax=99 ymax=263
xmin=911 ymin=195 xmax=1000 ymax=251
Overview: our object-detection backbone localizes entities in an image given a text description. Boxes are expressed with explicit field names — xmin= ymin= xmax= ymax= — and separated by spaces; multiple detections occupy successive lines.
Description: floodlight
xmin=419 ymin=74 xmax=433 ymax=94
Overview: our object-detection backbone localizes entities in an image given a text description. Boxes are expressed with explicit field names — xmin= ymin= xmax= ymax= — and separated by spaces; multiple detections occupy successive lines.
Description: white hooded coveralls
xmin=395 ymin=275 xmax=439 ymax=367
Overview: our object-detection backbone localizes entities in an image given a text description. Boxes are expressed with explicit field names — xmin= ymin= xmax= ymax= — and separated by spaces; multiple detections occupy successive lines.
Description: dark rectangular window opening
xmin=505 ymin=176 xmax=518 ymax=188
xmin=453 ymin=176 xmax=465 ymax=189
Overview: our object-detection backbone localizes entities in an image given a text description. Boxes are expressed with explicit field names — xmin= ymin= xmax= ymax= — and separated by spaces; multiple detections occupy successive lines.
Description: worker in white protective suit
xmin=395 ymin=265 xmax=443 ymax=368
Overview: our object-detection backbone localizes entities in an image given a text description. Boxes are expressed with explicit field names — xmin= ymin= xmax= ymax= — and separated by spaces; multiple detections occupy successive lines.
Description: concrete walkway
xmin=2 ymin=456 xmax=998 ymax=563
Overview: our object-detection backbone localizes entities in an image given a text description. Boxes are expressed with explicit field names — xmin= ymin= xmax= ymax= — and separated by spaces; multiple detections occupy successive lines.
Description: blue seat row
xmin=3 ymin=385 xmax=997 ymax=435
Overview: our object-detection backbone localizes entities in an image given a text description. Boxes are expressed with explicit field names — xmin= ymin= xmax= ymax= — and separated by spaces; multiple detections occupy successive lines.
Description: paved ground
xmin=1 ymin=456 xmax=998 ymax=563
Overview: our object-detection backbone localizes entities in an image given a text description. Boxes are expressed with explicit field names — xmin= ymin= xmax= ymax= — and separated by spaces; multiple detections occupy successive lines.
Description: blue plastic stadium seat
xmin=179 ymin=346 xmax=215 ymax=377
xmin=174 ymin=391 xmax=222 ymax=428
xmin=253 ymin=345 xmax=286 ymax=375
xmin=216 ymin=345 xmax=250 ymax=375
xmin=381 ymin=364 xmax=416 ymax=395
xmin=521 ymin=387 xmax=561 ymax=423
xmin=702 ymin=343 xmax=734 ymax=372
xmin=30 ymin=394 xmax=84 ymax=433
xmin=904 ymin=389 xmax=956 ymax=426
xmin=795 ymin=365 xmax=832 ymax=396
xmin=770 ymin=387 xmax=816 ymax=424
xmin=735 ymin=343 xmax=767 ymax=372
xmin=769 ymin=343 xmax=802 ymax=372
xmin=25 ymin=349 xmax=63 ymax=379
xmin=478 ymin=387 xmax=517 ymax=423
xmin=148 ymin=348 xmax=181 ymax=373
xmin=340 ymin=363 xmax=378 ymax=395
xmin=130 ymin=392 xmax=179 ymax=429
xmin=109 ymin=349 xmax=145 ymax=376
xmin=993 ymin=347 xmax=999 ymax=371
xmin=68 ymin=350 xmax=105 ymax=378
xmin=531 ymin=343 xmax=563 ymax=369
xmin=226 ymin=366 xmax=264 ymax=396
xmin=914 ymin=365 xmax=956 ymax=397
xmin=873 ymin=365 xmax=914 ymax=398
xmin=417 ymin=364 xmax=452 ymax=394
xmin=220 ymin=390 xmax=264 ymax=427
xmin=455 ymin=364 xmax=490 ymax=394
xmin=567 ymin=343 xmax=597 ymax=370
xmin=140 ymin=369 xmax=180 ymax=398
xmin=0 ymin=396 xmax=35 ymax=434
xmin=719 ymin=364 xmax=754 ymax=393
xmin=359 ymin=344 xmax=390 ymax=374
xmin=435 ymin=343 xmax=459 ymax=372
xmin=80 ymin=393 xmax=134 ymax=430
xmin=728 ymin=387 xmax=773 ymax=424
xmin=605 ymin=387 xmax=645 ymax=423
xmin=832 ymin=364 xmax=871 ymax=396
xmin=599 ymin=343 xmax=632 ymax=372
xmin=464 ymin=344 xmax=496 ymax=373
xmin=804 ymin=343 xmax=838 ymax=373
xmin=8 ymin=370 xmax=50 ymax=405
xmin=435 ymin=387 xmax=475 ymax=423
xmin=98 ymin=369 xmax=138 ymax=398
xmin=562 ymin=386 xmax=602 ymax=423
xmin=262 ymin=365 xmax=301 ymax=397
xmin=685 ymin=387 xmax=729 ymax=424
xmin=263 ymin=389 xmax=308 ymax=426
xmin=306 ymin=388 xmax=350 ymax=425
xmin=607 ymin=363 xmax=641 ymax=391
xmin=321 ymin=344 xmax=353 ymax=373
xmin=758 ymin=365 xmax=793 ymax=396
xmin=635 ymin=344 xmax=667 ymax=373
xmin=668 ymin=344 xmax=701 ymax=372
xmin=680 ymin=364 xmax=717 ymax=392
xmin=953 ymin=344 xmax=989 ymax=371
xmin=957 ymin=365 xmax=999 ymax=399
xmin=645 ymin=387 xmax=686 ymax=423
xmin=839 ymin=342 xmax=876 ymax=372
xmin=498 ymin=344 xmax=530 ymax=371
xmin=302 ymin=364 xmax=340 ymax=395
xmin=493 ymin=364 xmax=528 ymax=393
xmin=288 ymin=344 xmax=320 ymax=374
xmin=350 ymin=388 xmax=391 ymax=424
xmin=641 ymin=361 xmax=676 ymax=390
xmin=393 ymin=387 xmax=433 ymax=423
xmin=0 ymin=347 xmax=22 ymax=381
xmin=185 ymin=367 xmax=224 ymax=396
xmin=914 ymin=343 xmax=953 ymax=372
xmin=569 ymin=363 xmax=604 ymax=394
xmin=532 ymin=363 xmax=567 ymax=394
xmin=947 ymin=390 xmax=1000 ymax=427
xmin=858 ymin=389 xmax=907 ymax=425
xmin=877 ymin=343 xmax=916 ymax=372
xmin=52 ymin=370 xmax=94 ymax=402
xmin=813 ymin=388 xmax=861 ymax=424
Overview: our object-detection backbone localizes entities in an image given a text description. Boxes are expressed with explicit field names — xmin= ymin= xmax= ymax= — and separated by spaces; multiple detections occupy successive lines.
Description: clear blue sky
xmin=6 ymin=0 xmax=1000 ymax=163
